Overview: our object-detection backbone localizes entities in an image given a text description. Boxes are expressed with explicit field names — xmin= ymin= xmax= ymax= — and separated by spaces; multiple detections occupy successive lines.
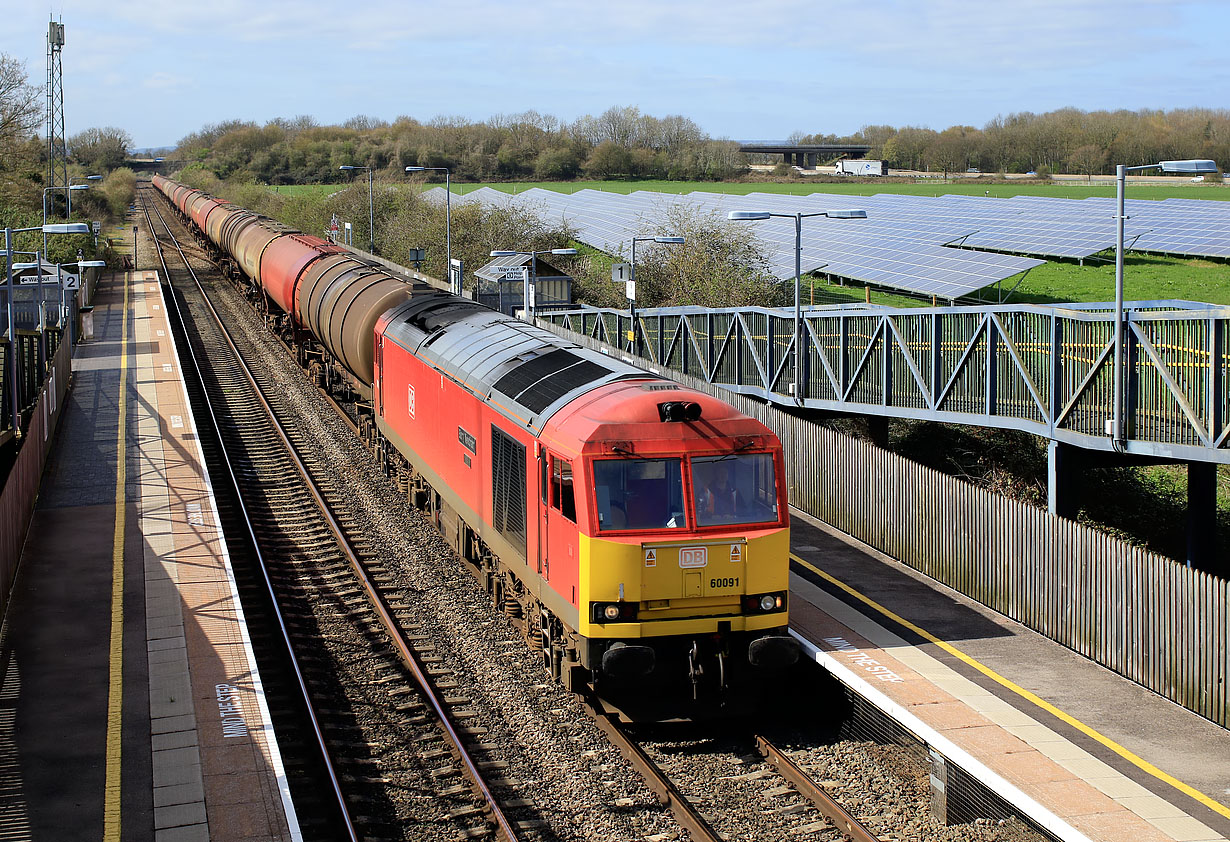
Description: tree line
xmin=177 ymin=106 xmax=1230 ymax=186
xmin=175 ymin=106 xmax=747 ymax=184
xmin=788 ymin=107 xmax=1229 ymax=176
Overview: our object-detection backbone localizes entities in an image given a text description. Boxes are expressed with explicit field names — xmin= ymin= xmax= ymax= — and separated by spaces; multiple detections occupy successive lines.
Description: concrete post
xmin=1187 ymin=461 xmax=1218 ymax=573
xmin=867 ymin=416 xmax=889 ymax=449
xmin=1047 ymin=440 xmax=1079 ymax=519
xmin=929 ymin=748 xmax=951 ymax=825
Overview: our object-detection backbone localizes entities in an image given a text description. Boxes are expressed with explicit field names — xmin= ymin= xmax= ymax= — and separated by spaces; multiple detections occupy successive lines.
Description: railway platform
xmin=0 ymin=268 xmax=300 ymax=840
xmin=789 ymin=511 xmax=1230 ymax=842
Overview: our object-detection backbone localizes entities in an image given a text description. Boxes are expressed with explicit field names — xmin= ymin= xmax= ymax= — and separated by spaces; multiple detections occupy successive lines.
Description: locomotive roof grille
xmin=492 ymin=348 xmax=614 ymax=414
xmin=516 ymin=360 xmax=611 ymax=414
xmin=493 ymin=348 xmax=582 ymax=396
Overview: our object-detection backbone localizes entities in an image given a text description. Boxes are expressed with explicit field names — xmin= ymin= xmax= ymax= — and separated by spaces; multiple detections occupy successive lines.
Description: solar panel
xmin=427 ymin=186 xmax=1227 ymax=300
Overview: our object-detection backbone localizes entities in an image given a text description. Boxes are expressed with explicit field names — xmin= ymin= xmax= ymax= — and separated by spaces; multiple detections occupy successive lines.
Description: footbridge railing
xmin=542 ymin=300 xmax=1230 ymax=464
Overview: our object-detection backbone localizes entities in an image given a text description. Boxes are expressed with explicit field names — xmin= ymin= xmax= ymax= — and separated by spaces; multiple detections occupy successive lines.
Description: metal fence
xmin=543 ymin=320 xmax=1230 ymax=728
xmin=0 ymin=332 xmax=72 ymax=622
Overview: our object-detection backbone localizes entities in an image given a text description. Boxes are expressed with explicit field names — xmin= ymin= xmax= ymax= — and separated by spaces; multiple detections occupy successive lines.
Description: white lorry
xmin=835 ymin=159 xmax=884 ymax=176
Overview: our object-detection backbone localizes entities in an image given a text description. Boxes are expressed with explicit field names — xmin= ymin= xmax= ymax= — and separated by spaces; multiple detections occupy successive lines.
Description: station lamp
xmin=728 ymin=208 xmax=866 ymax=400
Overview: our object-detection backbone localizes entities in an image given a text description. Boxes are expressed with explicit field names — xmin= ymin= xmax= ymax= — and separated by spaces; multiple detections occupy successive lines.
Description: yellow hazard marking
xmin=644 ymin=548 xmax=657 ymax=567
xmin=729 ymin=544 xmax=742 ymax=561
xmin=104 ymin=271 xmax=130 ymax=841
xmin=790 ymin=553 xmax=1230 ymax=822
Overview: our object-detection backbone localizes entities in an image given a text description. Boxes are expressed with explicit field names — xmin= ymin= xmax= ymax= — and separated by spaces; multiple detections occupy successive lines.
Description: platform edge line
xmin=791 ymin=553 xmax=1230 ymax=823
xmin=154 ymin=273 xmax=303 ymax=841
xmin=103 ymin=269 xmax=130 ymax=842
xmin=790 ymin=629 xmax=1098 ymax=842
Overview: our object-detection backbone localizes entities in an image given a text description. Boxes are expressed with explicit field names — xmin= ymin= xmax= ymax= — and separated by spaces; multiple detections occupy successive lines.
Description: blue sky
xmin=3 ymin=0 xmax=1227 ymax=149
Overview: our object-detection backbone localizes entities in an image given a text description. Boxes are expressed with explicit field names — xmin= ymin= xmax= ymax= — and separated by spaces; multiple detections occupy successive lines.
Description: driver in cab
xmin=695 ymin=463 xmax=742 ymax=525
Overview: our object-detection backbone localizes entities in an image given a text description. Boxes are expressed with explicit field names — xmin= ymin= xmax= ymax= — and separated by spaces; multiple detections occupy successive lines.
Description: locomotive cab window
xmin=691 ymin=453 xmax=779 ymax=527
xmin=594 ymin=458 xmax=687 ymax=531
xmin=551 ymin=457 xmax=576 ymax=522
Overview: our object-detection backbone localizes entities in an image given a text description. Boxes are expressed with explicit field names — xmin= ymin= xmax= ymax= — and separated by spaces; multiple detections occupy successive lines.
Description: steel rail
xmin=578 ymin=694 xmax=723 ymax=842
xmin=145 ymin=187 xmax=522 ymax=842
xmin=140 ymin=190 xmax=359 ymax=842
xmin=755 ymin=735 xmax=884 ymax=842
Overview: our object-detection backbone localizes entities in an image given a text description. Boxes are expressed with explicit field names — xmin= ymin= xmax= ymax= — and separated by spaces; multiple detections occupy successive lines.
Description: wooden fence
xmin=0 ymin=334 xmax=72 ymax=622
xmin=547 ymin=322 xmax=1230 ymax=728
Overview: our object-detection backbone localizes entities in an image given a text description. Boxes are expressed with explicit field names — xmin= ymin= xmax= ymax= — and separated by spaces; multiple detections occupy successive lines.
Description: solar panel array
xmin=429 ymin=187 xmax=1230 ymax=300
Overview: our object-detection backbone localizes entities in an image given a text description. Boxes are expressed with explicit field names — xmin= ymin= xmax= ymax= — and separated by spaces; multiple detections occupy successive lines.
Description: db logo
xmin=679 ymin=546 xmax=708 ymax=568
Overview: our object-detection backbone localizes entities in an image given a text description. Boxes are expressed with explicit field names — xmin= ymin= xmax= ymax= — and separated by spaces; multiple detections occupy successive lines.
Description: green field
xmin=273 ymin=178 xmax=1229 ymax=202
xmin=269 ymin=184 xmax=344 ymax=197
xmin=451 ymin=179 xmax=1230 ymax=202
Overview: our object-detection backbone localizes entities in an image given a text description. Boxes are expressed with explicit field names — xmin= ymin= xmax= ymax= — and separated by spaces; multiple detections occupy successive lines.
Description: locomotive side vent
xmin=490 ymin=425 xmax=527 ymax=554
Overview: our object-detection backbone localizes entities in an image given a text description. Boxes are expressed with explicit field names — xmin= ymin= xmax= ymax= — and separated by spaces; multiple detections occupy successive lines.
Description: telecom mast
xmin=46 ymin=19 xmax=67 ymax=210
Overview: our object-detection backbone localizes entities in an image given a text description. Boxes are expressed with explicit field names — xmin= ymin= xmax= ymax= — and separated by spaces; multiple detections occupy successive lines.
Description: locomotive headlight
xmin=742 ymin=592 xmax=787 ymax=614
xmin=591 ymin=602 xmax=639 ymax=623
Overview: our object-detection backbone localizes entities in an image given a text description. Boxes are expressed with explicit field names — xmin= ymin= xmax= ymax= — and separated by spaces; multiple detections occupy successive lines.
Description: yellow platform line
xmin=104 ymin=271 xmax=130 ymax=841
xmin=791 ymin=553 xmax=1230 ymax=821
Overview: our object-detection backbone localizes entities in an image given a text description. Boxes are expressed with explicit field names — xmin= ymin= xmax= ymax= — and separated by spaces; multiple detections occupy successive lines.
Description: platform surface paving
xmin=789 ymin=511 xmax=1230 ymax=842
xmin=0 ymin=269 xmax=299 ymax=841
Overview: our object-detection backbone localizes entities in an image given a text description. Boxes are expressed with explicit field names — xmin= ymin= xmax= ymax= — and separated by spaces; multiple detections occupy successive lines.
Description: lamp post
xmin=728 ymin=208 xmax=866 ymax=400
xmin=405 ymin=166 xmax=453 ymax=291
xmin=339 ymin=165 xmax=375 ymax=254
xmin=1111 ymin=158 xmax=1217 ymax=444
xmin=627 ymin=235 xmax=685 ymax=357
xmin=490 ymin=248 xmax=578 ymax=322
xmin=67 ymin=174 xmax=102 ymax=216
xmin=4 ymin=222 xmax=89 ymax=431
xmin=43 ymin=183 xmax=90 ymax=256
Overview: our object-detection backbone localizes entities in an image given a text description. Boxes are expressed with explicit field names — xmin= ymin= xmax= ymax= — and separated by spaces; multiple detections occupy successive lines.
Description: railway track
xmin=139 ymin=181 xmax=1052 ymax=842
xmin=582 ymin=694 xmax=886 ymax=841
xmin=141 ymin=190 xmax=522 ymax=841
xmin=139 ymin=185 xmax=693 ymax=842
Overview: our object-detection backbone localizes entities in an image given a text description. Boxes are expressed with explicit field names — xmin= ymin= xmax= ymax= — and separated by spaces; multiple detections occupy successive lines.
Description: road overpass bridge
xmin=740 ymin=143 xmax=872 ymax=169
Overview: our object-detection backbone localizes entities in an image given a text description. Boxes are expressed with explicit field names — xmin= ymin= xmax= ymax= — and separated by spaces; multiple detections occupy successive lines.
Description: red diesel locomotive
xmin=153 ymin=175 xmax=798 ymax=711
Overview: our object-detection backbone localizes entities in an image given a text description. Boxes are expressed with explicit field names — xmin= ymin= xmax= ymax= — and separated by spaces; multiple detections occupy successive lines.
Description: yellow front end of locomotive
xmin=578 ymin=528 xmax=791 ymax=639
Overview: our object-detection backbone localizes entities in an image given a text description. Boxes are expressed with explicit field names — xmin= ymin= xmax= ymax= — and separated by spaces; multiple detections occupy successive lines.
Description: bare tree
xmin=1067 ymin=144 xmax=1106 ymax=180
xmin=0 ymin=53 xmax=41 ymax=165
xmin=595 ymin=105 xmax=641 ymax=147
xmin=637 ymin=203 xmax=779 ymax=308
xmin=68 ymin=126 xmax=133 ymax=171
xmin=342 ymin=114 xmax=389 ymax=131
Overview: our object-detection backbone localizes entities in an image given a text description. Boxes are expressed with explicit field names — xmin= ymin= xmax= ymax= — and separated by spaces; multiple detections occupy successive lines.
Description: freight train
xmin=152 ymin=175 xmax=799 ymax=714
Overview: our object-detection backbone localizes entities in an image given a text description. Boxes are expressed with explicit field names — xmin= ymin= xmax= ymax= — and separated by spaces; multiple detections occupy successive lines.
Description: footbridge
xmin=543 ymin=299 xmax=1228 ymax=560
